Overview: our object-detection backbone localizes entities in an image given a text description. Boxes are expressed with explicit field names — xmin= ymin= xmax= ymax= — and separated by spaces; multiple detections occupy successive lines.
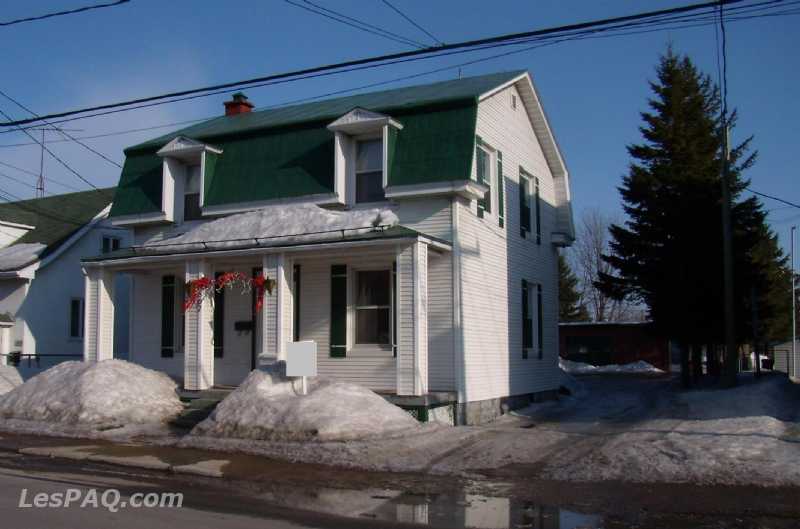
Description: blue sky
xmin=0 ymin=0 xmax=797 ymax=253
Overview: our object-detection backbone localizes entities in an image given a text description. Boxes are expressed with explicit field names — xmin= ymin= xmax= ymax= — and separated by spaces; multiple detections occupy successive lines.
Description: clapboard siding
xmin=129 ymin=272 xmax=184 ymax=379
xmin=457 ymin=82 xmax=561 ymax=403
xmin=427 ymin=250 xmax=454 ymax=390
xmin=393 ymin=197 xmax=453 ymax=241
xmin=297 ymin=250 xmax=397 ymax=391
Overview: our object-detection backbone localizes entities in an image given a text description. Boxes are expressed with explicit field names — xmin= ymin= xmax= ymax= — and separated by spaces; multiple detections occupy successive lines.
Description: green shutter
xmin=213 ymin=272 xmax=224 ymax=358
xmin=330 ymin=265 xmax=347 ymax=358
xmin=535 ymin=177 xmax=542 ymax=245
xmin=497 ymin=151 xmax=504 ymax=228
xmin=475 ymin=136 xmax=486 ymax=218
xmin=386 ymin=126 xmax=398 ymax=186
xmin=161 ymin=275 xmax=175 ymax=358
xmin=522 ymin=280 xmax=531 ymax=359
xmin=293 ymin=264 xmax=301 ymax=342
xmin=392 ymin=261 xmax=397 ymax=358
xmin=537 ymin=283 xmax=544 ymax=359
xmin=519 ymin=171 xmax=531 ymax=237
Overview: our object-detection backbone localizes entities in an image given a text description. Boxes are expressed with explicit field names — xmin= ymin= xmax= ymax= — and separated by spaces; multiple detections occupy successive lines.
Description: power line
xmin=0 ymin=160 xmax=83 ymax=192
xmin=0 ymin=107 xmax=107 ymax=194
xmin=1 ymin=0 xmax=790 ymax=130
xmin=0 ymin=88 xmax=122 ymax=168
xmin=285 ymin=0 xmax=426 ymax=49
xmin=0 ymin=0 xmax=130 ymax=27
xmin=0 ymin=170 xmax=45 ymax=194
xmin=0 ymin=0 xmax=756 ymax=128
xmin=381 ymin=0 xmax=444 ymax=46
xmin=748 ymin=188 xmax=800 ymax=210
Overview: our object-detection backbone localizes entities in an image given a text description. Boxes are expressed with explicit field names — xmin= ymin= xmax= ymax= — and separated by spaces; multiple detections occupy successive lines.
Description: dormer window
xmin=156 ymin=136 xmax=222 ymax=224
xmin=355 ymin=139 xmax=384 ymax=203
xmin=328 ymin=108 xmax=402 ymax=206
xmin=184 ymin=165 xmax=202 ymax=221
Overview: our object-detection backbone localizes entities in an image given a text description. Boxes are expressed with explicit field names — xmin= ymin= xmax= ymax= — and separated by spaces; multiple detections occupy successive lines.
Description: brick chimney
xmin=224 ymin=92 xmax=254 ymax=116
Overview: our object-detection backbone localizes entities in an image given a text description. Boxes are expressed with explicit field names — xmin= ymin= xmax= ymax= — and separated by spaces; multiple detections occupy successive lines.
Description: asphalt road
xmin=0 ymin=451 xmax=404 ymax=529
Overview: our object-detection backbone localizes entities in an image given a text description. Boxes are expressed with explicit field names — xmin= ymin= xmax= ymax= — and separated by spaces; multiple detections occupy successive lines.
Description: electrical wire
xmin=0 ymin=160 xmax=83 ymax=192
xmin=0 ymin=0 xmax=758 ymax=128
xmin=380 ymin=0 xmax=444 ymax=46
xmin=748 ymin=189 xmax=800 ymax=210
xmin=284 ymin=0 xmax=426 ymax=49
xmin=0 ymin=0 xmax=130 ymax=27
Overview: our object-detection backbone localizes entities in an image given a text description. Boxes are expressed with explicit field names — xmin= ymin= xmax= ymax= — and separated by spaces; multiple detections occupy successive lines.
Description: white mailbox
xmin=285 ymin=341 xmax=317 ymax=377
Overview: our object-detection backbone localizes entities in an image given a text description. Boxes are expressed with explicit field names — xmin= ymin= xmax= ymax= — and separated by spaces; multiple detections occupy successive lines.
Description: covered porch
xmin=82 ymin=224 xmax=450 ymax=398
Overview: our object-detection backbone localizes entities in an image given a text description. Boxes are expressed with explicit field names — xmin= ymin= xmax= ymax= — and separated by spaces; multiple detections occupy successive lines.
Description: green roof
xmin=111 ymin=71 xmax=524 ymax=218
xmin=0 ymin=188 xmax=114 ymax=259
xmin=129 ymin=71 xmax=524 ymax=152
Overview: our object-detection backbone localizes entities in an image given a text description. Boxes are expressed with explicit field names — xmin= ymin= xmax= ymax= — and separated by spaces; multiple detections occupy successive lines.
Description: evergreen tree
xmin=597 ymin=48 xmax=781 ymax=387
xmin=559 ymin=253 xmax=588 ymax=322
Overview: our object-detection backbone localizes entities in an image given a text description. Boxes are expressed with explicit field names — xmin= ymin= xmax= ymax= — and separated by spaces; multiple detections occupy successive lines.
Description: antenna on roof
xmin=26 ymin=127 xmax=82 ymax=198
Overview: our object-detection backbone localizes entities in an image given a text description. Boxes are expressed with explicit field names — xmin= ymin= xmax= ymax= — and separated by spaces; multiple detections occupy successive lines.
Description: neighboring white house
xmin=82 ymin=71 xmax=574 ymax=424
xmin=0 ymin=189 xmax=131 ymax=376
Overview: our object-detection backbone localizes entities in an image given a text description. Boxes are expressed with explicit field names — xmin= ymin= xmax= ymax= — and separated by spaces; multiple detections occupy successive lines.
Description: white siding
xmin=129 ymin=272 xmax=184 ymax=380
xmin=296 ymin=250 xmax=396 ymax=391
xmin=392 ymin=197 xmax=453 ymax=241
xmin=427 ymin=250 xmax=454 ymax=390
xmin=457 ymin=83 xmax=561 ymax=403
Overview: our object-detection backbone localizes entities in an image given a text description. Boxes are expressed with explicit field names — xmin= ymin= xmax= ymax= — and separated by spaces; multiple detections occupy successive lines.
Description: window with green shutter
xmin=519 ymin=169 xmax=531 ymax=238
xmin=537 ymin=283 xmax=544 ymax=359
xmin=535 ymin=177 xmax=542 ymax=245
xmin=330 ymin=265 xmax=347 ymax=358
xmin=476 ymin=141 xmax=491 ymax=218
xmin=497 ymin=151 xmax=504 ymax=228
xmin=522 ymin=280 xmax=533 ymax=359
xmin=161 ymin=275 xmax=176 ymax=358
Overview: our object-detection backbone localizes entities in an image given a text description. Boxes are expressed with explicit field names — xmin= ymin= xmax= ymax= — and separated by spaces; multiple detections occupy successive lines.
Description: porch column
xmin=83 ymin=267 xmax=115 ymax=362
xmin=260 ymin=254 xmax=281 ymax=362
xmin=396 ymin=241 xmax=428 ymax=396
xmin=184 ymin=260 xmax=214 ymax=390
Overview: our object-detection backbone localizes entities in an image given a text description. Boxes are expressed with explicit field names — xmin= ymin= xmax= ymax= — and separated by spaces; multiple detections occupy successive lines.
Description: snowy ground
xmin=0 ymin=365 xmax=22 ymax=395
xmin=560 ymin=358 xmax=664 ymax=375
xmin=2 ymin=360 xmax=798 ymax=487
xmin=0 ymin=360 xmax=183 ymax=437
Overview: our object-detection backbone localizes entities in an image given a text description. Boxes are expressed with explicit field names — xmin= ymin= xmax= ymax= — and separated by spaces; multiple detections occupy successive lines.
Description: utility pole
xmin=792 ymin=225 xmax=797 ymax=379
xmin=720 ymin=122 xmax=737 ymax=387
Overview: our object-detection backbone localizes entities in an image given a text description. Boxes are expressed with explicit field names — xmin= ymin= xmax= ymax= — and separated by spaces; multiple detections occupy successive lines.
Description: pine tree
xmin=597 ymin=48 xmax=780 ymax=387
xmin=559 ymin=253 xmax=588 ymax=322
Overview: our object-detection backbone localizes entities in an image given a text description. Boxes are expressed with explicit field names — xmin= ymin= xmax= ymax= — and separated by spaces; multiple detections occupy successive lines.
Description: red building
xmin=559 ymin=322 xmax=671 ymax=372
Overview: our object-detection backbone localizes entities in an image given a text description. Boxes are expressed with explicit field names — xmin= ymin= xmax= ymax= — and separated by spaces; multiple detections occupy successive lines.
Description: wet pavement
xmin=1 ymin=432 xmax=797 ymax=529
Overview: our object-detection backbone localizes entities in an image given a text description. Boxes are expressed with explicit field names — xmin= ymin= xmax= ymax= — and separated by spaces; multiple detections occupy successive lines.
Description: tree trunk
xmin=707 ymin=343 xmax=720 ymax=377
xmin=680 ymin=343 xmax=691 ymax=388
xmin=691 ymin=343 xmax=703 ymax=382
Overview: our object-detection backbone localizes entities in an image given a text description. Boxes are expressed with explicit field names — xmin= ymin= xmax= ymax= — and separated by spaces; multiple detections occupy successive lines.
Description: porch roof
xmin=82 ymin=224 xmax=449 ymax=266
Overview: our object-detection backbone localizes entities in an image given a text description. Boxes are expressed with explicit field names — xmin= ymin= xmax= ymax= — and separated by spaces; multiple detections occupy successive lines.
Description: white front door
xmin=213 ymin=269 xmax=256 ymax=386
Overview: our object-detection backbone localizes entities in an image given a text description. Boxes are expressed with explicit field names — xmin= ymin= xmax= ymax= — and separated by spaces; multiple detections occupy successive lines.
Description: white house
xmin=82 ymin=71 xmax=574 ymax=424
xmin=0 ymin=189 xmax=131 ymax=375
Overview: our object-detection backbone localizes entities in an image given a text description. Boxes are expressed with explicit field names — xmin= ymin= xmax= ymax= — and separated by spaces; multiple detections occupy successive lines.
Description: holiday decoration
xmin=183 ymin=272 xmax=275 ymax=312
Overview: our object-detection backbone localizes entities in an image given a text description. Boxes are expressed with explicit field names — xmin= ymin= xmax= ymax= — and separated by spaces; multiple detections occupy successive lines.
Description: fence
xmin=1 ymin=352 xmax=82 ymax=378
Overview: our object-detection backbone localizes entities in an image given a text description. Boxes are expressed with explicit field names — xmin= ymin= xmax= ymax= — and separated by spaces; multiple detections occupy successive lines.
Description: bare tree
xmin=568 ymin=209 xmax=642 ymax=322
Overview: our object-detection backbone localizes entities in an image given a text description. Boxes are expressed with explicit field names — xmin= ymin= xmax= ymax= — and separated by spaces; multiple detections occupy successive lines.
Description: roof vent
xmin=224 ymin=92 xmax=254 ymax=116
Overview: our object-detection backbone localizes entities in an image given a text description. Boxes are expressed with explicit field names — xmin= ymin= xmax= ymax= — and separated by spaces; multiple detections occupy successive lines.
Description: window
xmin=161 ymin=275 xmax=179 ymax=357
xmin=534 ymin=177 xmax=542 ymax=245
xmin=213 ymin=272 xmax=225 ymax=358
xmin=355 ymin=139 xmax=384 ymax=203
xmin=522 ymin=281 xmax=533 ymax=359
xmin=476 ymin=144 xmax=492 ymax=216
xmin=355 ymin=269 xmax=391 ymax=345
xmin=519 ymin=171 xmax=532 ymax=237
xmin=102 ymin=236 xmax=121 ymax=254
xmin=184 ymin=164 xmax=202 ymax=221
xmin=69 ymin=298 xmax=84 ymax=339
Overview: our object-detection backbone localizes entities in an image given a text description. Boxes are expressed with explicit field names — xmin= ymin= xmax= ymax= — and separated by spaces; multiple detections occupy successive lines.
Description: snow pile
xmin=154 ymin=203 xmax=399 ymax=252
xmin=558 ymin=367 xmax=586 ymax=397
xmin=0 ymin=360 xmax=183 ymax=428
xmin=191 ymin=362 xmax=419 ymax=442
xmin=0 ymin=365 xmax=23 ymax=395
xmin=0 ymin=243 xmax=46 ymax=271
xmin=559 ymin=358 xmax=663 ymax=375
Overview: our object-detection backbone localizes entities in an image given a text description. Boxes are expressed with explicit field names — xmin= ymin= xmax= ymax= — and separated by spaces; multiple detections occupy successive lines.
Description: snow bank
xmin=0 ymin=243 xmax=46 ymax=271
xmin=153 ymin=203 xmax=399 ymax=252
xmin=560 ymin=358 xmax=663 ymax=375
xmin=0 ymin=360 xmax=183 ymax=428
xmin=0 ymin=365 xmax=23 ymax=395
xmin=191 ymin=362 xmax=419 ymax=442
